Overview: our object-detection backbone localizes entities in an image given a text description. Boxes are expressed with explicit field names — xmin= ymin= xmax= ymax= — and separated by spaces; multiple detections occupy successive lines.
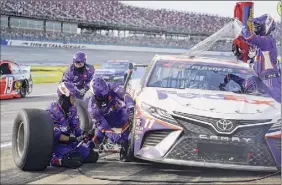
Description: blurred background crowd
xmin=1 ymin=0 xmax=281 ymax=51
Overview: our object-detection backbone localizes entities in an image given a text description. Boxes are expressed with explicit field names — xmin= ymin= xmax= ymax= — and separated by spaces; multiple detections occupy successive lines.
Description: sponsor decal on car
xmin=199 ymin=134 xmax=253 ymax=143
xmin=157 ymin=90 xmax=274 ymax=106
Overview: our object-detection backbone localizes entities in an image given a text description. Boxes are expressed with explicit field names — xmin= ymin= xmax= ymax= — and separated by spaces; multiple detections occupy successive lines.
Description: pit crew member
xmin=61 ymin=51 xmax=95 ymax=99
xmin=219 ymin=74 xmax=270 ymax=95
xmin=46 ymin=82 xmax=98 ymax=168
xmin=236 ymin=14 xmax=281 ymax=102
xmin=88 ymin=77 xmax=135 ymax=162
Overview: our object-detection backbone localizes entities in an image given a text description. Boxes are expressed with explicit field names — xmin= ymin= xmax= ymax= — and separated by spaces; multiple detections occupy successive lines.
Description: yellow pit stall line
xmin=31 ymin=64 xmax=101 ymax=84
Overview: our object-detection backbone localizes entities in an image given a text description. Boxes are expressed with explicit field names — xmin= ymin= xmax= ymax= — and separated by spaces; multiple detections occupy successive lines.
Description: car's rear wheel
xmin=75 ymin=99 xmax=92 ymax=132
xmin=12 ymin=109 xmax=53 ymax=171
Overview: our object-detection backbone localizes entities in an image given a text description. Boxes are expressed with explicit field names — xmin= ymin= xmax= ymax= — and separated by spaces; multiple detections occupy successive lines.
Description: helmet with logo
xmin=252 ymin=14 xmax=276 ymax=36
xmin=90 ymin=77 xmax=110 ymax=105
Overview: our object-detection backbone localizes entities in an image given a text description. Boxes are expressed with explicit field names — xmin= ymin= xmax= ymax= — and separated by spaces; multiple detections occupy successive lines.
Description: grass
xmin=31 ymin=64 xmax=101 ymax=84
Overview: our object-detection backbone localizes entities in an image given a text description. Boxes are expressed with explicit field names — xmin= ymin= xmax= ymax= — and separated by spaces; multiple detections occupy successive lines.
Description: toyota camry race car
xmin=0 ymin=60 xmax=33 ymax=100
xmin=94 ymin=60 xmax=134 ymax=86
xmin=125 ymin=55 xmax=281 ymax=172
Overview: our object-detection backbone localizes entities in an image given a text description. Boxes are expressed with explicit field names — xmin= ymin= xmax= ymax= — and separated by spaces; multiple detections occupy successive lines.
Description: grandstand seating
xmin=1 ymin=0 xmax=280 ymax=51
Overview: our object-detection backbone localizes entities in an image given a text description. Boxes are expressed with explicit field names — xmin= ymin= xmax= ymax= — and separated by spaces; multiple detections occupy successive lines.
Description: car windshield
xmin=147 ymin=60 xmax=271 ymax=97
xmin=101 ymin=62 xmax=128 ymax=70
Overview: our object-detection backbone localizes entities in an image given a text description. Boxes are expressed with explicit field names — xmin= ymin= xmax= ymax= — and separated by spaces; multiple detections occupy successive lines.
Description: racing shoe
xmin=119 ymin=140 xmax=130 ymax=162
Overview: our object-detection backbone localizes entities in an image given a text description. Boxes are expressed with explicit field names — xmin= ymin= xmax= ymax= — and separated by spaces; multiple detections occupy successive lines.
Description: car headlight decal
xmin=140 ymin=102 xmax=177 ymax=124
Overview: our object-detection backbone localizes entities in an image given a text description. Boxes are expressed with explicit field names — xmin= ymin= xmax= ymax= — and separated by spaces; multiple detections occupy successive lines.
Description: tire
xmin=12 ymin=109 xmax=53 ymax=171
xmin=75 ymin=99 xmax=92 ymax=132
xmin=19 ymin=80 xmax=28 ymax=98
xmin=127 ymin=113 xmax=137 ymax=162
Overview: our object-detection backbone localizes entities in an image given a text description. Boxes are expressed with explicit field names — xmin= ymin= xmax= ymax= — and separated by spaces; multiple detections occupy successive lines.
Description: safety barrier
xmin=4 ymin=39 xmax=233 ymax=56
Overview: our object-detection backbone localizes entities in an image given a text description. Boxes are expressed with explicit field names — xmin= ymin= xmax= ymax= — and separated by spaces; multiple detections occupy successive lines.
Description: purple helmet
xmin=73 ymin=51 xmax=87 ymax=64
xmin=90 ymin=77 xmax=110 ymax=104
xmin=57 ymin=82 xmax=78 ymax=97
xmin=251 ymin=14 xmax=276 ymax=36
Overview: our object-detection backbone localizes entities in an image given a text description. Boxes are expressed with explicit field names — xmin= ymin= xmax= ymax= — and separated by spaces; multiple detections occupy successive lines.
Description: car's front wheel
xmin=19 ymin=80 xmax=28 ymax=98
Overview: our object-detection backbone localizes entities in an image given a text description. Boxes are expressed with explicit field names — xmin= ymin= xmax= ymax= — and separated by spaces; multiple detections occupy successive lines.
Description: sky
xmin=122 ymin=1 xmax=281 ymax=21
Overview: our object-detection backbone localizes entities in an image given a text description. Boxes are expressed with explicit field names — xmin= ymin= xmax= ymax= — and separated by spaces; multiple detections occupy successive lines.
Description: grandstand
xmin=1 ymin=0 xmax=280 ymax=51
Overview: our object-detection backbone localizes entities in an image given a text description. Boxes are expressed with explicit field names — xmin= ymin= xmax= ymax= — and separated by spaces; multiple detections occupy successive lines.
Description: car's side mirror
xmin=128 ymin=63 xmax=134 ymax=70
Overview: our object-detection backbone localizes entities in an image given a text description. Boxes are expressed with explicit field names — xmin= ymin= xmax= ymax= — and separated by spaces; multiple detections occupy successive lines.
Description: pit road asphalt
xmin=0 ymin=46 xmax=280 ymax=184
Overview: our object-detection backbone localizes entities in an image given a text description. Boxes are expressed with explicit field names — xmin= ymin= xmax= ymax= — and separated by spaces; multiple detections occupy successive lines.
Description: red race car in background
xmin=0 ymin=60 xmax=33 ymax=100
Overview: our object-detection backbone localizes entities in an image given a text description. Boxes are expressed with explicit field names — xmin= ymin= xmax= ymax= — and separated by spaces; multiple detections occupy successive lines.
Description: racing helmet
xmin=57 ymin=82 xmax=77 ymax=98
xmin=73 ymin=51 xmax=87 ymax=64
xmin=251 ymin=14 xmax=276 ymax=36
xmin=90 ymin=77 xmax=110 ymax=105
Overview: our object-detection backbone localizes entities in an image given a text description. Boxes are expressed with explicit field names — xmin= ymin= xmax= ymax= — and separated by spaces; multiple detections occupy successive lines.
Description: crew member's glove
xmin=68 ymin=135 xmax=78 ymax=143
xmin=68 ymin=135 xmax=87 ymax=143
xmin=127 ymin=105 xmax=135 ymax=120
xmin=219 ymin=83 xmax=226 ymax=91
xmin=79 ymin=89 xmax=87 ymax=96
xmin=232 ymin=43 xmax=241 ymax=57
xmin=82 ymin=128 xmax=95 ymax=138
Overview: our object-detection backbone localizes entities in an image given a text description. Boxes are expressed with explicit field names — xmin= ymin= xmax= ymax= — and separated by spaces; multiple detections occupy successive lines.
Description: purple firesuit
xmin=239 ymin=27 xmax=281 ymax=102
xmin=61 ymin=64 xmax=95 ymax=99
xmin=88 ymin=84 xmax=134 ymax=145
xmin=46 ymin=102 xmax=92 ymax=166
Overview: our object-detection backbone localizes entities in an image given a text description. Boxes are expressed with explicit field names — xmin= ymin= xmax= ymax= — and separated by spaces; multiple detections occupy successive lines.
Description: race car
xmin=94 ymin=60 xmax=134 ymax=86
xmin=125 ymin=54 xmax=281 ymax=172
xmin=0 ymin=60 xmax=33 ymax=100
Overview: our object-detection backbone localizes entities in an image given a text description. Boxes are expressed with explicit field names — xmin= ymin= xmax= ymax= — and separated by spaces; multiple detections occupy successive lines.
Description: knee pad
xmin=62 ymin=151 xmax=84 ymax=169
xmin=84 ymin=149 xmax=99 ymax=163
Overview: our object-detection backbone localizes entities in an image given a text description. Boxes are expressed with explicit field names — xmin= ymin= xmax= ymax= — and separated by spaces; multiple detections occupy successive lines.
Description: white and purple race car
xmin=125 ymin=54 xmax=281 ymax=172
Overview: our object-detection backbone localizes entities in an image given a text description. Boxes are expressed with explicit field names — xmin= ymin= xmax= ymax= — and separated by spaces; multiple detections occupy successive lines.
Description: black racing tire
xmin=19 ymin=80 xmax=28 ymax=98
xmin=127 ymin=114 xmax=137 ymax=162
xmin=12 ymin=109 xmax=54 ymax=171
xmin=75 ymin=99 xmax=92 ymax=132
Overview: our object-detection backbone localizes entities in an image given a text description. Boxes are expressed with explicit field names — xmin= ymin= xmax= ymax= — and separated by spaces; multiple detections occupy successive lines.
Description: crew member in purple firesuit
xmin=219 ymin=74 xmax=270 ymax=96
xmin=61 ymin=51 xmax=95 ymax=99
xmin=46 ymin=82 xmax=99 ymax=168
xmin=235 ymin=14 xmax=281 ymax=102
xmin=87 ymin=77 xmax=135 ymax=162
